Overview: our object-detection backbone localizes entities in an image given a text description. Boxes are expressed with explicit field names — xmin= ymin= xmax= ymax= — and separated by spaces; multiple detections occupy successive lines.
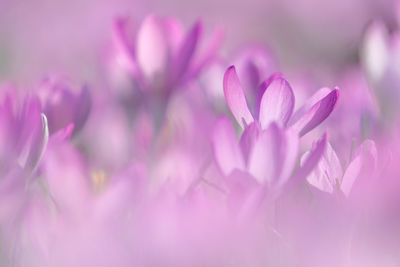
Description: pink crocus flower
xmin=37 ymin=76 xmax=91 ymax=135
xmin=223 ymin=66 xmax=339 ymax=137
xmin=212 ymin=117 xmax=327 ymax=198
xmin=111 ymin=15 xmax=222 ymax=95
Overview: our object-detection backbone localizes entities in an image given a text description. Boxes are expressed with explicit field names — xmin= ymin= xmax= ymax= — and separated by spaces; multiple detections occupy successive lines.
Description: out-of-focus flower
xmin=212 ymin=117 xmax=327 ymax=198
xmin=109 ymin=15 xmax=222 ymax=95
xmin=37 ymin=76 xmax=92 ymax=135
xmin=362 ymin=20 xmax=400 ymax=120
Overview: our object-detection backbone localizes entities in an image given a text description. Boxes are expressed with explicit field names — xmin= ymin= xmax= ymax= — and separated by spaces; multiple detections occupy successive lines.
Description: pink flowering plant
xmin=1 ymin=3 xmax=400 ymax=266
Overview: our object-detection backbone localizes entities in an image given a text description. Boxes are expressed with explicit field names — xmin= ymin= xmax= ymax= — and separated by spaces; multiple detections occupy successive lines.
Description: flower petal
xmin=289 ymin=133 xmax=328 ymax=189
xmin=136 ymin=15 xmax=169 ymax=79
xmin=239 ymin=122 xmax=261 ymax=165
xmin=223 ymin=66 xmax=254 ymax=128
xmin=170 ymin=21 xmax=202 ymax=85
xmin=212 ymin=117 xmax=245 ymax=176
xmin=290 ymin=89 xmax=339 ymax=137
xmin=305 ymin=142 xmax=343 ymax=194
xmin=247 ymin=123 xmax=297 ymax=186
xmin=290 ymin=87 xmax=332 ymax=124
xmin=341 ymin=140 xmax=377 ymax=197
xmin=258 ymin=76 xmax=295 ymax=129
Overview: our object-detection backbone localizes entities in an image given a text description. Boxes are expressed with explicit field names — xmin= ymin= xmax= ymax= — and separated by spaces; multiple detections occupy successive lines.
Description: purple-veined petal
xmin=305 ymin=142 xmax=343 ymax=194
xmin=212 ymin=117 xmax=245 ymax=176
xmin=258 ymin=76 xmax=295 ymax=129
xmin=290 ymin=87 xmax=332 ymax=125
xmin=290 ymin=89 xmax=339 ymax=137
xmin=223 ymin=66 xmax=254 ymax=128
xmin=136 ymin=15 xmax=169 ymax=79
xmin=341 ymin=140 xmax=377 ymax=197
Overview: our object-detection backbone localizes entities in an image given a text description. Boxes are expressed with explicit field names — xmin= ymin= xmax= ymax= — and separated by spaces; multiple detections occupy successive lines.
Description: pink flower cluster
xmin=1 ymin=9 xmax=400 ymax=267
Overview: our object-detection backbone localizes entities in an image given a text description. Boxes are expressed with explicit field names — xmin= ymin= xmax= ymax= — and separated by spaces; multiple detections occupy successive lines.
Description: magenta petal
xmin=136 ymin=15 xmax=169 ymax=79
xmin=290 ymin=89 xmax=339 ymax=137
xmin=258 ymin=76 xmax=295 ymax=129
xmin=171 ymin=21 xmax=202 ymax=85
xmin=73 ymin=85 xmax=92 ymax=134
xmin=212 ymin=117 xmax=245 ymax=176
xmin=341 ymin=140 xmax=377 ymax=197
xmin=290 ymin=87 xmax=332 ymax=124
xmin=223 ymin=66 xmax=254 ymax=128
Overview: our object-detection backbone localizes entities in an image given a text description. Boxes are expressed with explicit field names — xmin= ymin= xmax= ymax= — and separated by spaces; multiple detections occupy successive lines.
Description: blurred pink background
xmin=0 ymin=0 xmax=397 ymax=85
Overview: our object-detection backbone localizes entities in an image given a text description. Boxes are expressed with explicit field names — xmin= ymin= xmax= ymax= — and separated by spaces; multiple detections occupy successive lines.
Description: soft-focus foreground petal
xmin=290 ymin=89 xmax=339 ymax=136
xmin=212 ymin=117 xmax=245 ymax=176
xmin=258 ymin=76 xmax=295 ymax=129
xmin=223 ymin=66 xmax=254 ymax=128
xmin=341 ymin=139 xmax=377 ymax=197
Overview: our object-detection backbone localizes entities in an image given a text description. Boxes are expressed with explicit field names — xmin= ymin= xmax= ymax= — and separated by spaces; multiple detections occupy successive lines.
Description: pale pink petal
xmin=258 ymin=76 xmax=295 ymax=129
xmin=247 ymin=123 xmax=282 ymax=184
xmin=223 ymin=66 xmax=254 ymax=128
xmin=341 ymin=140 xmax=377 ymax=197
xmin=278 ymin=128 xmax=299 ymax=187
xmin=290 ymin=89 xmax=339 ymax=137
xmin=212 ymin=117 xmax=245 ymax=176
xmin=136 ymin=15 xmax=169 ymax=79
xmin=361 ymin=21 xmax=389 ymax=83
xmin=239 ymin=122 xmax=261 ymax=165
xmin=255 ymin=72 xmax=283 ymax=118
xmin=305 ymin=142 xmax=343 ymax=194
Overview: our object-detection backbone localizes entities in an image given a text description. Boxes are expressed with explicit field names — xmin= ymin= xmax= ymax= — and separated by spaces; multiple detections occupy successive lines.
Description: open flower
xmin=223 ymin=66 xmax=339 ymax=136
xmin=212 ymin=117 xmax=327 ymax=197
xmin=111 ymin=15 xmax=222 ymax=95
